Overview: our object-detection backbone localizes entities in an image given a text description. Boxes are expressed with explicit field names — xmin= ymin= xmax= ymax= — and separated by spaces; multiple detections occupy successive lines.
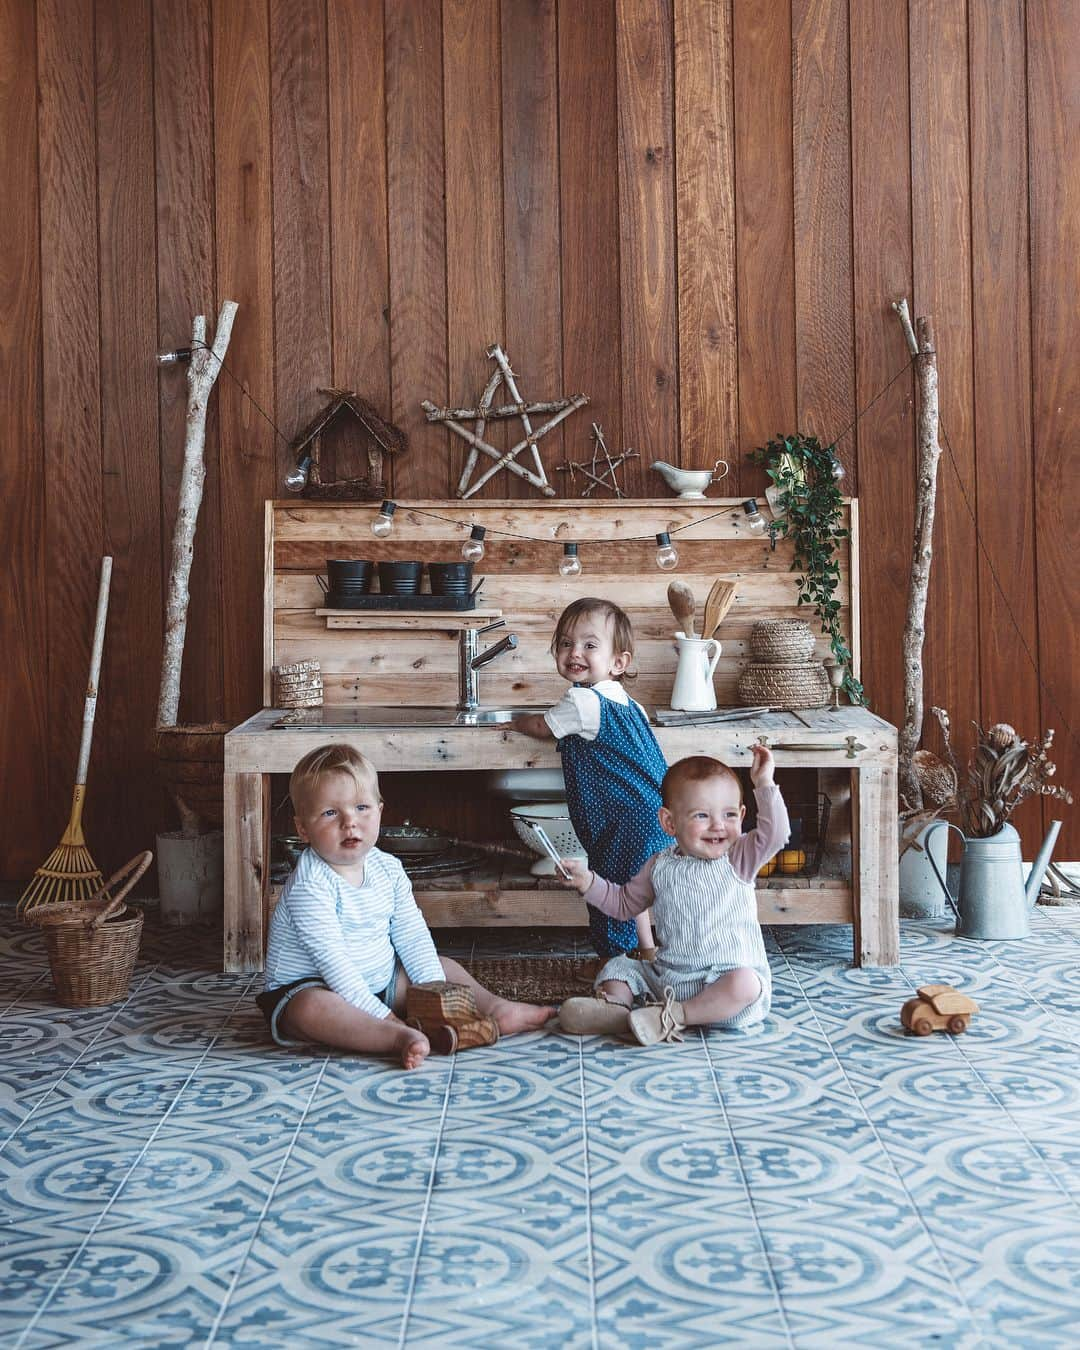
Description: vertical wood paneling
xmin=0 ymin=0 xmax=48 ymax=875
xmin=3 ymin=0 xmax=1079 ymax=880
xmin=95 ymin=0 xmax=161 ymax=867
xmin=908 ymin=0 xmax=978 ymax=768
xmin=443 ymin=0 xmax=503 ymax=496
xmin=38 ymin=0 xmax=103 ymax=835
xmin=618 ymin=0 xmax=678 ymax=475
xmin=733 ymin=0 xmax=796 ymax=496
xmin=969 ymin=0 xmax=1041 ymax=843
xmin=271 ymin=0 xmax=331 ymax=480
xmin=153 ymin=0 xmax=222 ymax=726
xmin=675 ymin=0 xmax=737 ymax=477
xmin=501 ymin=0 xmax=563 ymax=495
xmin=386 ymin=0 xmax=446 ymax=498
xmin=1026 ymin=0 xmax=1079 ymax=836
xmin=328 ymin=0 xmax=389 ymax=417
xmin=849 ymin=0 xmax=913 ymax=731
xmin=792 ymin=0 xmax=855 ymax=476
xmin=559 ymin=0 xmax=624 ymax=485
xmin=213 ymin=0 xmax=276 ymax=723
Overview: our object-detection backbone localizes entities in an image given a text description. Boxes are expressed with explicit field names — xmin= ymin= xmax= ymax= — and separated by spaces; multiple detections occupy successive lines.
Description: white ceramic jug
xmin=670 ymin=636 xmax=722 ymax=711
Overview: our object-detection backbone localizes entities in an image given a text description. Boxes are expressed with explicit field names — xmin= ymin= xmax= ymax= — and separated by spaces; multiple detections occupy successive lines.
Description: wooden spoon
xmin=702 ymin=579 xmax=737 ymax=638
xmin=666 ymin=580 xmax=696 ymax=637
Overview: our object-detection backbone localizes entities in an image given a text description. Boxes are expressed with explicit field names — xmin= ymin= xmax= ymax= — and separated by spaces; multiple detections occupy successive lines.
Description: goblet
xmin=824 ymin=659 xmax=845 ymax=709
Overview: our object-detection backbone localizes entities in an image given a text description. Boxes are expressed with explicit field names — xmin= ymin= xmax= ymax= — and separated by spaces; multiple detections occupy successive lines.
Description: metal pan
xmin=377 ymin=822 xmax=452 ymax=856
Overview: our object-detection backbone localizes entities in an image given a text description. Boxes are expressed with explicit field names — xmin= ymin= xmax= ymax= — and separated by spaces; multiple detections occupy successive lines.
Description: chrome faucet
xmin=458 ymin=620 xmax=518 ymax=711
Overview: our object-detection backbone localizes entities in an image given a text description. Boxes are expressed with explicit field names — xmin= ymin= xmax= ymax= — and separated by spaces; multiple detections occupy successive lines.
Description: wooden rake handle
xmin=75 ymin=557 xmax=113 ymax=787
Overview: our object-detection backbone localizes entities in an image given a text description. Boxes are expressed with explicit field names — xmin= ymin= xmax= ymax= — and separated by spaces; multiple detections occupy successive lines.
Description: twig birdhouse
xmin=291 ymin=388 xmax=408 ymax=500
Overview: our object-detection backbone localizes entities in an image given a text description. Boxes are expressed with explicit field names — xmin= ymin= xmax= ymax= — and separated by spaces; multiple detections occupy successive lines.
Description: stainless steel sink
xmin=272 ymin=705 xmax=546 ymax=730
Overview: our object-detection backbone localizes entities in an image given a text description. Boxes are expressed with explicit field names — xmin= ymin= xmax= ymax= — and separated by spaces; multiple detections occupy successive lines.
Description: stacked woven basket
xmin=272 ymin=659 xmax=323 ymax=708
xmin=737 ymin=619 xmax=830 ymax=710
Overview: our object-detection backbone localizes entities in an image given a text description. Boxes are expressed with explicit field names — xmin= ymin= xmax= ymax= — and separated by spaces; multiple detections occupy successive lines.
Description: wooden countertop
xmin=225 ymin=704 xmax=896 ymax=774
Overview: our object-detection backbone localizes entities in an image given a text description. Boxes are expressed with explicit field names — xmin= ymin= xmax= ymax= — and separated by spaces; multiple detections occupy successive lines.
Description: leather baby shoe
xmin=406 ymin=980 xmax=500 ymax=1054
xmin=628 ymin=987 xmax=687 ymax=1046
xmin=558 ymin=996 xmax=631 ymax=1036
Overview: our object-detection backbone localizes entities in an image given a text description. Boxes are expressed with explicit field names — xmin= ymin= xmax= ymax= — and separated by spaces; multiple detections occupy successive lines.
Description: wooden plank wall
xmin=2 ymin=0 xmax=1077 ymax=880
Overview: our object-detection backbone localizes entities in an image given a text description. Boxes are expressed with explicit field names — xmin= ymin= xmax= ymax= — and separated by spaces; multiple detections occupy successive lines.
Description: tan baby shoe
xmin=406 ymin=980 xmax=500 ymax=1054
xmin=558 ymin=995 xmax=631 ymax=1037
xmin=628 ymin=987 xmax=687 ymax=1046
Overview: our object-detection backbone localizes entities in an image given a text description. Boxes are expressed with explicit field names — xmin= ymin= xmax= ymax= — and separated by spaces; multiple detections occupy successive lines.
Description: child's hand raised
xmin=749 ymin=742 xmax=776 ymax=788
xmin=557 ymin=858 xmax=594 ymax=895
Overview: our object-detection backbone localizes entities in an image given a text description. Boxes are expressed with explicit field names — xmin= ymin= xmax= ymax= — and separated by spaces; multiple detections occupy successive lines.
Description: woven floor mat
xmin=464 ymin=956 xmax=599 ymax=1005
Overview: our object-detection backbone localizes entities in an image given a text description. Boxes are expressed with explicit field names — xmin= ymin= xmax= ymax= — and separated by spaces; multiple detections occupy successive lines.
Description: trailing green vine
xmin=749 ymin=433 xmax=865 ymax=705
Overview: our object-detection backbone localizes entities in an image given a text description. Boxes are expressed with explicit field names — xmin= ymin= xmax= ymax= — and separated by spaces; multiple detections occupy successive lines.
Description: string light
xmin=558 ymin=542 xmax=582 ymax=577
xmin=461 ymin=525 xmax=486 ymax=563
xmin=654 ymin=532 xmax=679 ymax=570
xmin=741 ymin=498 xmax=767 ymax=535
xmin=284 ymin=455 xmax=311 ymax=494
xmin=370 ymin=500 xmax=397 ymax=538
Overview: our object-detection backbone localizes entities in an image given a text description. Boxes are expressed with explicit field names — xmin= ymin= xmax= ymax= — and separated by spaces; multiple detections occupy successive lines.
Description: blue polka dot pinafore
xmin=558 ymin=694 xmax=670 ymax=958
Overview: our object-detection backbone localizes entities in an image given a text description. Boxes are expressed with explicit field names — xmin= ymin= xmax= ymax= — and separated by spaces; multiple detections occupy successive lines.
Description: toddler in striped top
xmin=557 ymin=744 xmax=789 ymax=1046
xmin=257 ymin=744 xmax=554 ymax=1069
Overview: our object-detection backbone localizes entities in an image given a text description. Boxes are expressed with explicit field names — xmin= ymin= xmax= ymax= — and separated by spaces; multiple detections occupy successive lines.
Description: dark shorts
xmin=256 ymin=959 xmax=402 ymax=1047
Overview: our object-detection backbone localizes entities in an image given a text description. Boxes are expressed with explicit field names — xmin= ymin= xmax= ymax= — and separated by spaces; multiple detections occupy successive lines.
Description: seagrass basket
xmin=737 ymin=661 xmax=830 ymax=710
xmin=25 ymin=851 xmax=151 ymax=1007
xmin=749 ymin=619 xmax=816 ymax=663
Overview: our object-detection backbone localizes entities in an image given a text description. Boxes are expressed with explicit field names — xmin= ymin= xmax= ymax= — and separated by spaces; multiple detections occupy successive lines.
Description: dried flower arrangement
xmin=926 ymin=707 xmax=1073 ymax=839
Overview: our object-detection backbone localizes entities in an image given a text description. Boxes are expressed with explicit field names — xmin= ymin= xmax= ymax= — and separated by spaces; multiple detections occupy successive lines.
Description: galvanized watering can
xmin=924 ymin=819 xmax=1062 ymax=940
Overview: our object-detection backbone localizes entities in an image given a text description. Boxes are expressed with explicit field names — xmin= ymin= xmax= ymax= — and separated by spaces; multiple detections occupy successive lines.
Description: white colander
xmin=510 ymin=803 xmax=587 ymax=876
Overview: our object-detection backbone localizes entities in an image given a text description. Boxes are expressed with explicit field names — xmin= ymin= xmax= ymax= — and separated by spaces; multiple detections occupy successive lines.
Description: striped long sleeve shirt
xmin=263 ymin=845 xmax=445 ymax=1019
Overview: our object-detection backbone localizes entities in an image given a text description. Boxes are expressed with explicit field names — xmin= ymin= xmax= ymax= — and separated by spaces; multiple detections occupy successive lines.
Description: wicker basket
xmin=737 ymin=661 xmax=830 ymax=709
xmin=25 ymin=852 xmax=150 ymax=1007
xmin=749 ymin=619 xmax=816 ymax=663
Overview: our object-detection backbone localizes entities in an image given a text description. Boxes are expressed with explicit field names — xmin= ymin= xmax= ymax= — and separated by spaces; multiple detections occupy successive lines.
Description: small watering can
xmin=924 ymin=819 xmax=1062 ymax=940
xmin=670 ymin=635 xmax=722 ymax=712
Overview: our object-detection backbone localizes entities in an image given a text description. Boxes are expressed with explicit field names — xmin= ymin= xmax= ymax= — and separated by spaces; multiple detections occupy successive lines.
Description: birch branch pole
xmin=157 ymin=300 xmax=238 ymax=728
xmin=892 ymin=297 xmax=942 ymax=812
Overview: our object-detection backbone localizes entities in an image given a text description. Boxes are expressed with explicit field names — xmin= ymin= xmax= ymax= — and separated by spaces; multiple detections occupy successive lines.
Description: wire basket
xmin=757 ymin=795 xmax=831 ymax=879
xmin=24 ymin=852 xmax=150 ymax=1006
xmin=749 ymin=619 xmax=816 ymax=663
xmin=737 ymin=661 xmax=830 ymax=709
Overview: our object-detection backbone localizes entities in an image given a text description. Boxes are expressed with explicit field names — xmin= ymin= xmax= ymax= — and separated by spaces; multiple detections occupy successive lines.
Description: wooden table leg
xmin=850 ymin=762 xmax=900 ymax=966
xmin=224 ymin=770 xmax=270 ymax=973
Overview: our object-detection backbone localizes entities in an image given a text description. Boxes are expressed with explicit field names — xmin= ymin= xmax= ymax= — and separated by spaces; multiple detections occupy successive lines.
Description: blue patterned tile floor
xmin=2 ymin=903 xmax=1078 ymax=1348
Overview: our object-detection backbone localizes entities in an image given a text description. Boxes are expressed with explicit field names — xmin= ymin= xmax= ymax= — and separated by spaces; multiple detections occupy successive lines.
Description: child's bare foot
xmin=490 ymin=1000 xmax=557 ymax=1036
xmin=397 ymin=1026 xmax=430 ymax=1070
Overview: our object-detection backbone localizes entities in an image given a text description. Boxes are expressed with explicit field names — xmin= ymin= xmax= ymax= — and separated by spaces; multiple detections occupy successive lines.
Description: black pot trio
xmin=319 ymin=558 xmax=474 ymax=606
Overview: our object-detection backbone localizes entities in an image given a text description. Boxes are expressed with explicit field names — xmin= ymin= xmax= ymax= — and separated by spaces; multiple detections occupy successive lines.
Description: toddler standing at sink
xmin=513 ymin=598 xmax=669 ymax=960
xmin=256 ymin=744 xmax=554 ymax=1069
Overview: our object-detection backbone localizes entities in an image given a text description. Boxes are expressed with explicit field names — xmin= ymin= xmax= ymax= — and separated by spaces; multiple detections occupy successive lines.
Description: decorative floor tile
xmin=3 ymin=908 xmax=1079 ymax=1346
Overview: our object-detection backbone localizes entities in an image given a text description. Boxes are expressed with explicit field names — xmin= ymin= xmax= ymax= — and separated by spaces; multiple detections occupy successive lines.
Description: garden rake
xmin=19 ymin=557 xmax=112 ymax=914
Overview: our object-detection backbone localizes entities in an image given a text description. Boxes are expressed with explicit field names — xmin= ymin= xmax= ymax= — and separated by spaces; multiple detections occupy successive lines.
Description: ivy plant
xmin=749 ymin=433 xmax=865 ymax=704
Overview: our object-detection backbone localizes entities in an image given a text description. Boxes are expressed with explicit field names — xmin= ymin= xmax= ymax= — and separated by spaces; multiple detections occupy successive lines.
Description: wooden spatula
xmin=702 ymin=579 xmax=737 ymax=638
xmin=666 ymin=580 xmax=696 ymax=637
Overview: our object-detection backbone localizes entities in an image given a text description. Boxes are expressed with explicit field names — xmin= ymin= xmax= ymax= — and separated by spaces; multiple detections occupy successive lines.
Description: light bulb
xmin=462 ymin=525 xmax=486 ymax=562
xmin=559 ymin=543 xmax=582 ymax=577
xmin=830 ymin=457 xmax=846 ymax=481
xmin=742 ymin=498 xmax=766 ymax=535
xmin=156 ymin=346 xmax=192 ymax=366
xmin=655 ymin=531 xmax=679 ymax=570
xmin=284 ymin=456 xmax=311 ymax=493
xmin=370 ymin=500 xmax=396 ymax=538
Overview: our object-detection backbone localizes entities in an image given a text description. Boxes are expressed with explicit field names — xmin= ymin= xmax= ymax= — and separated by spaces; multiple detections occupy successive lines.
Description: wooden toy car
xmin=901 ymin=984 xmax=979 ymax=1035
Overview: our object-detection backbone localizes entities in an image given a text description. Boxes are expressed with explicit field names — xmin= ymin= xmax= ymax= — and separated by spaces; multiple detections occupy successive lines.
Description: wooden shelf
xmin=315 ymin=607 xmax=502 ymax=630
xmin=270 ymin=855 xmax=854 ymax=929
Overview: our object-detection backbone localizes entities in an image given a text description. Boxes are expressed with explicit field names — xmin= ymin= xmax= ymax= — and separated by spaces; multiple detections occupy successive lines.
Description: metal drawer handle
xmin=756 ymin=734 xmax=867 ymax=759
